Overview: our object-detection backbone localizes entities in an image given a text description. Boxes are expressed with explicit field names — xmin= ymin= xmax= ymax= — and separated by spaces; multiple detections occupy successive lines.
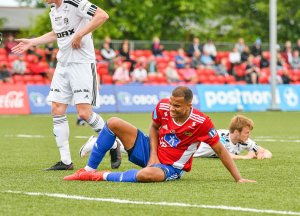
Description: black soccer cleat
xmin=76 ymin=117 xmax=86 ymax=126
xmin=110 ymin=139 xmax=122 ymax=169
xmin=45 ymin=161 xmax=74 ymax=171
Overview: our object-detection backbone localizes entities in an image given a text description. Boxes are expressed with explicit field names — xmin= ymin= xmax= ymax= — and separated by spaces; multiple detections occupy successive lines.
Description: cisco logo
xmin=29 ymin=92 xmax=47 ymax=107
xmin=118 ymin=92 xmax=159 ymax=106
xmin=283 ymin=88 xmax=298 ymax=107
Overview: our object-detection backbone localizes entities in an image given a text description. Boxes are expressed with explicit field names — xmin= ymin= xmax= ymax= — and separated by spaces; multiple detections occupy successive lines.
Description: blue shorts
xmin=127 ymin=130 xmax=184 ymax=181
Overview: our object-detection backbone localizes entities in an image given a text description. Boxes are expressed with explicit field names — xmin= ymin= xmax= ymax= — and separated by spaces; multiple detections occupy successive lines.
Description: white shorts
xmin=47 ymin=62 xmax=100 ymax=107
xmin=193 ymin=143 xmax=217 ymax=158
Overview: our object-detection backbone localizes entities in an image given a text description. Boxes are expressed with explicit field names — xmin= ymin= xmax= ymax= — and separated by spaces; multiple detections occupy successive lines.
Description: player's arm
xmin=230 ymin=152 xmax=256 ymax=160
xmin=72 ymin=7 xmax=109 ymax=49
xmin=211 ymin=142 xmax=256 ymax=183
xmin=12 ymin=31 xmax=57 ymax=54
xmin=147 ymin=121 xmax=161 ymax=166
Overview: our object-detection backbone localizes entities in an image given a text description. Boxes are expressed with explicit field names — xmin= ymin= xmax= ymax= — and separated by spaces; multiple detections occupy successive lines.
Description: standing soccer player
xmin=65 ymin=86 xmax=256 ymax=183
xmin=12 ymin=0 xmax=121 ymax=170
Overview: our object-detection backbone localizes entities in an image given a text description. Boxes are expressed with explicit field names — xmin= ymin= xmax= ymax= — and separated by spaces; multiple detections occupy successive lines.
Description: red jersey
xmin=152 ymin=98 xmax=219 ymax=172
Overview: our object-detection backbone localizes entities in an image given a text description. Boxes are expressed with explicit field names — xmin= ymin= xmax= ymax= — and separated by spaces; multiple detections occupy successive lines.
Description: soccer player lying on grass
xmin=64 ymin=86 xmax=256 ymax=183
xmin=193 ymin=115 xmax=272 ymax=160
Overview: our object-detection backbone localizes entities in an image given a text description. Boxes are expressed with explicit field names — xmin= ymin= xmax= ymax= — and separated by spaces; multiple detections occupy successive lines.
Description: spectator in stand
xmin=282 ymin=40 xmax=293 ymax=65
xmin=181 ymin=63 xmax=198 ymax=84
xmin=251 ymin=38 xmax=262 ymax=57
xmin=277 ymin=52 xmax=288 ymax=71
xmin=113 ymin=61 xmax=130 ymax=84
xmin=119 ymin=39 xmax=136 ymax=72
xmin=0 ymin=63 xmax=12 ymax=83
xmin=291 ymin=50 xmax=300 ymax=70
xmin=191 ymin=50 xmax=202 ymax=69
xmin=280 ymin=70 xmax=291 ymax=84
xmin=295 ymin=38 xmax=300 ymax=53
xmin=147 ymin=55 xmax=157 ymax=73
xmin=4 ymin=34 xmax=18 ymax=54
xmin=151 ymin=36 xmax=164 ymax=57
xmin=131 ymin=58 xmax=148 ymax=84
xmin=45 ymin=43 xmax=55 ymax=63
xmin=203 ymin=39 xmax=217 ymax=61
xmin=101 ymin=41 xmax=116 ymax=74
xmin=215 ymin=58 xmax=229 ymax=76
xmin=187 ymin=37 xmax=203 ymax=57
xmin=101 ymin=41 xmax=116 ymax=60
xmin=27 ymin=45 xmax=42 ymax=60
xmin=241 ymin=45 xmax=250 ymax=62
xmin=175 ymin=48 xmax=188 ymax=69
xmin=102 ymin=36 xmax=113 ymax=49
xmin=234 ymin=38 xmax=246 ymax=53
xmin=165 ymin=61 xmax=181 ymax=83
xmin=245 ymin=55 xmax=259 ymax=84
xmin=12 ymin=55 xmax=27 ymax=75
xmin=260 ymin=52 xmax=270 ymax=69
xmin=200 ymin=50 xmax=215 ymax=68
xmin=229 ymin=47 xmax=241 ymax=74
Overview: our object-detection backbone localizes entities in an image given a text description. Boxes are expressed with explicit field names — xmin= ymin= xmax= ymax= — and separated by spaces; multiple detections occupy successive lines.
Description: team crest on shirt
xmin=164 ymin=134 xmax=180 ymax=148
xmin=64 ymin=18 xmax=69 ymax=25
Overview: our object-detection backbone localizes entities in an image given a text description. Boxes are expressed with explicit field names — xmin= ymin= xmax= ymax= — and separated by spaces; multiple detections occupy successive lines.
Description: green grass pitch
xmin=0 ymin=112 xmax=299 ymax=216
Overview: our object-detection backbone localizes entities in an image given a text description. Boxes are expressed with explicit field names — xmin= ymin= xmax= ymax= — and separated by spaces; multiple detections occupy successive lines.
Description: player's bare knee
xmin=136 ymin=168 xmax=164 ymax=182
xmin=77 ymin=111 xmax=90 ymax=121
xmin=107 ymin=117 xmax=122 ymax=131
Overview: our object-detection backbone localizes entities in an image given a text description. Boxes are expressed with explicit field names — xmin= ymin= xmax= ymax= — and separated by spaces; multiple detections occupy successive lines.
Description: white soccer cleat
xmin=79 ymin=135 xmax=97 ymax=158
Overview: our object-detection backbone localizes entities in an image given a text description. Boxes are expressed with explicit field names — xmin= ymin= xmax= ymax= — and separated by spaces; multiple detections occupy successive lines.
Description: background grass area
xmin=0 ymin=112 xmax=299 ymax=216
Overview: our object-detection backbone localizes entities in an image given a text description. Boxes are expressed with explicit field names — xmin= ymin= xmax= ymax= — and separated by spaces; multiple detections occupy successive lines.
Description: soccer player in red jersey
xmin=65 ymin=86 xmax=256 ymax=183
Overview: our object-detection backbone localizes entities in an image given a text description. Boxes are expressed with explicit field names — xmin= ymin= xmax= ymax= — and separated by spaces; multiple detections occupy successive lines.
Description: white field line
xmin=4 ymin=134 xmax=90 ymax=139
xmin=5 ymin=134 xmax=300 ymax=143
xmin=4 ymin=190 xmax=300 ymax=216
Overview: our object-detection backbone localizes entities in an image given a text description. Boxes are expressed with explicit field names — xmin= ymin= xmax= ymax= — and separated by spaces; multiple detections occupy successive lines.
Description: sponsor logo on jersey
xmin=183 ymin=131 xmax=193 ymax=136
xmin=164 ymin=134 xmax=180 ymax=147
xmin=208 ymin=128 xmax=217 ymax=138
xmin=56 ymin=28 xmax=75 ymax=38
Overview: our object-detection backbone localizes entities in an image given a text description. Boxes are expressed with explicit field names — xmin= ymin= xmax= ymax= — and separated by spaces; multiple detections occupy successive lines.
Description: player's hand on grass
xmin=237 ymin=178 xmax=257 ymax=183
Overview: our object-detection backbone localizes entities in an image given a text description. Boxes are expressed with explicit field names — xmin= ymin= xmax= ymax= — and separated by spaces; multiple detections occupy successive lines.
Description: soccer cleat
xmin=79 ymin=135 xmax=97 ymax=158
xmin=45 ymin=161 xmax=74 ymax=171
xmin=64 ymin=168 xmax=109 ymax=181
xmin=110 ymin=139 xmax=122 ymax=169
xmin=76 ymin=117 xmax=86 ymax=126
xmin=63 ymin=168 xmax=87 ymax=180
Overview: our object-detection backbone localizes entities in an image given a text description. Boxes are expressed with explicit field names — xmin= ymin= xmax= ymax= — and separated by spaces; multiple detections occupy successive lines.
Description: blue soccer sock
xmin=87 ymin=123 xmax=116 ymax=169
xmin=106 ymin=170 xmax=138 ymax=182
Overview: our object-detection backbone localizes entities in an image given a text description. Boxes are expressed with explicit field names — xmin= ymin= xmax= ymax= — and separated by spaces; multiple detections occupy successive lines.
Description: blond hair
xmin=229 ymin=115 xmax=254 ymax=133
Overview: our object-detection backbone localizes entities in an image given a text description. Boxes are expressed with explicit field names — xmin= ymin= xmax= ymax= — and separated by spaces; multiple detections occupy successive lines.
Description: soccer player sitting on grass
xmin=64 ymin=86 xmax=256 ymax=183
xmin=193 ymin=115 xmax=272 ymax=160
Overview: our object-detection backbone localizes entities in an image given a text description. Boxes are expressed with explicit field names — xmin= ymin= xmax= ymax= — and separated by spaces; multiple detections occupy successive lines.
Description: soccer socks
xmin=105 ymin=170 xmax=138 ymax=182
xmin=87 ymin=123 xmax=116 ymax=169
xmin=86 ymin=112 xmax=105 ymax=133
xmin=53 ymin=115 xmax=71 ymax=165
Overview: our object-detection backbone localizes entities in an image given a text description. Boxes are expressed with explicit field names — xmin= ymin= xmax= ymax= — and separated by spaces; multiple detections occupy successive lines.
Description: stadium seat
xmin=101 ymin=74 xmax=113 ymax=84
xmin=0 ymin=48 xmax=7 ymax=55
xmin=13 ymin=75 xmax=24 ymax=83
xmin=0 ymin=54 xmax=8 ymax=61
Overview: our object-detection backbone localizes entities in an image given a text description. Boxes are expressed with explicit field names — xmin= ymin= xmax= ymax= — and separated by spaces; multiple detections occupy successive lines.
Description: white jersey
xmin=193 ymin=129 xmax=259 ymax=158
xmin=49 ymin=0 xmax=97 ymax=64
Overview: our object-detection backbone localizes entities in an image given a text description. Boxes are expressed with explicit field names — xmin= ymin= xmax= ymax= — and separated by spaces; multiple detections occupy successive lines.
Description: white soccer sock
xmin=53 ymin=115 xmax=71 ymax=165
xmin=86 ymin=112 xmax=105 ymax=133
